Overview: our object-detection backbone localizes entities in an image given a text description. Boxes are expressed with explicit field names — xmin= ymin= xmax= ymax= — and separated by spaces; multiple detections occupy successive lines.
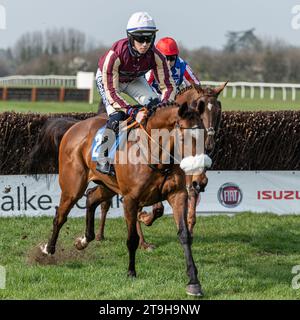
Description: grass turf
xmin=0 ymin=213 xmax=300 ymax=300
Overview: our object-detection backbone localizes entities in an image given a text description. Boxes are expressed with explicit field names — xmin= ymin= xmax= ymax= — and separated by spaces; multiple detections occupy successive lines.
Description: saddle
xmin=92 ymin=116 xmax=140 ymax=175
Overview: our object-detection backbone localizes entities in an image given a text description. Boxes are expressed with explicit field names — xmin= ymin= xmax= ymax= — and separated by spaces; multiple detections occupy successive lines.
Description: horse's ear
xmin=178 ymin=102 xmax=189 ymax=118
xmin=213 ymin=81 xmax=229 ymax=96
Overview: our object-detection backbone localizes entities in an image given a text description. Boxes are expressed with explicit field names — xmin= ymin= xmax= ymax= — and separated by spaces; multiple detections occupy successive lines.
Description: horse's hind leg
xmin=42 ymin=192 xmax=84 ymax=255
xmin=137 ymin=221 xmax=157 ymax=251
xmin=96 ymin=200 xmax=112 ymax=241
xmin=41 ymin=168 xmax=87 ymax=255
xmin=75 ymin=185 xmax=115 ymax=250
xmin=138 ymin=202 xmax=164 ymax=226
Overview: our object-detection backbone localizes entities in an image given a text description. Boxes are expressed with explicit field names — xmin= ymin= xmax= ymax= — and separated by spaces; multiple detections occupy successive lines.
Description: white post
xmin=270 ymin=87 xmax=275 ymax=100
xmin=292 ymin=87 xmax=296 ymax=101
xmin=260 ymin=86 xmax=264 ymax=99
xmin=76 ymin=71 xmax=95 ymax=104
xmin=241 ymin=86 xmax=245 ymax=98
xmin=282 ymin=87 xmax=287 ymax=101
xmin=232 ymin=86 xmax=237 ymax=98
xmin=250 ymin=86 xmax=255 ymax=99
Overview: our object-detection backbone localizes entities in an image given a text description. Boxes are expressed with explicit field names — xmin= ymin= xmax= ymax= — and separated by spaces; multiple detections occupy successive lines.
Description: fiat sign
xmin=218 ymin=182 xmax=243 ymax=208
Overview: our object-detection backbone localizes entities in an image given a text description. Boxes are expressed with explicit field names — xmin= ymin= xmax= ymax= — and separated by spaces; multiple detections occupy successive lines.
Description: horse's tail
xmin=26 ymin=117 xmax=79 ymax=176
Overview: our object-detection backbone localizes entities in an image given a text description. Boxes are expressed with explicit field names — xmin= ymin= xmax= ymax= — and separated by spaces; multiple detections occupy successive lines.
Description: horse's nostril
xmin=192 ymin=181 xmax=201 ymax=192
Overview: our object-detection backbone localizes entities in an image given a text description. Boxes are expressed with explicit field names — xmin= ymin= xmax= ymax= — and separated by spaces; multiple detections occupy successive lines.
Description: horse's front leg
xmin=123 ymin=196 xmax=140 ymax=277
xmin=187 ymin=188 xmax=198 ymax=237
xmin=186 ymin=172 xmax=208 ymax=236
xmin=168 ymin=190 xmax=203 ymax=296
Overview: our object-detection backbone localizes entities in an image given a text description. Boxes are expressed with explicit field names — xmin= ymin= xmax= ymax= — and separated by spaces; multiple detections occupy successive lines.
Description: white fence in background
xmin=0 ymin=75 xmax=77 ymax=88
xmin=202 ymin=81 xmax=300 ymax=101
xmin=0 ymin=75 xmax=299 ymax=101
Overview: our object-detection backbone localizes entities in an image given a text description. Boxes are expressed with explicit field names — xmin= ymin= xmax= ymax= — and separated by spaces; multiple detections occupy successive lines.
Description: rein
xmin=139 ymin=122 xmax=180 ymax=165
xmin=139 ymin=122 xmax=175 ymax=202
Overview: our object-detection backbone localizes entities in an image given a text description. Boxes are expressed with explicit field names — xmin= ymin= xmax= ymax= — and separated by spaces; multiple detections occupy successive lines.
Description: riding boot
xmin=96 ymin=132 xmax=115 ymax=175
xmin=96 ymin=111 xmax=128 ymax=175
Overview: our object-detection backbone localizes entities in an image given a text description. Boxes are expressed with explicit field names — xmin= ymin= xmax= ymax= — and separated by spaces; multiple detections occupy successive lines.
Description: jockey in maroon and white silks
xmin=97 ymin=37 xmax=176 ymax=114
xmin=95 ymin=12 xmax=176 ymax=175
xmin=96 ymin=13 xmax=176 ymax=117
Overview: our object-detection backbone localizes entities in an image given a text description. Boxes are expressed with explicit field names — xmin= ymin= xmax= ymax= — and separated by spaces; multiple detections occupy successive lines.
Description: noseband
xmin=199 ymin=93 xmax=218 ymax=137
xmin=206 ymin=127 xmax=215 ymax=136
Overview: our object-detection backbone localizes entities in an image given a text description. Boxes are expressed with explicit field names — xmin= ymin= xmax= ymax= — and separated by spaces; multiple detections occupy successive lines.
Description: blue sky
xmin=0 ymin=0 xmax=300 ymax=49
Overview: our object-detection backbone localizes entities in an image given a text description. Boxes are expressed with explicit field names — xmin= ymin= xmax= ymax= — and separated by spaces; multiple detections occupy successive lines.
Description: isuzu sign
xmin=257 ymin=190 xmax=300 ymax=200
xmin=218 ymin=182 xmax=243 ymax=208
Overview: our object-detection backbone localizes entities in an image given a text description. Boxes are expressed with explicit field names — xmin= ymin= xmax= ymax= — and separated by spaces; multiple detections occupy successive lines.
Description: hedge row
xmin=212 ymin=111 xmax=300 ymax=170
xmin=0 ymin=111 xmax=299 ymax=174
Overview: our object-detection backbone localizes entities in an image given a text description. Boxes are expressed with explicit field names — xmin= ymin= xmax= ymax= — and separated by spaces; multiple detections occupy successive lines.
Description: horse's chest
xmin=138 ymin=174 xmax=181 ymax=207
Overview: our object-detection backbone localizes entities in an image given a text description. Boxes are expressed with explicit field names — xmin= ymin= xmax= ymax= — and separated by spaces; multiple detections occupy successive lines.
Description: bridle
xmin=193 ymin=93 xmax=220 ymax=139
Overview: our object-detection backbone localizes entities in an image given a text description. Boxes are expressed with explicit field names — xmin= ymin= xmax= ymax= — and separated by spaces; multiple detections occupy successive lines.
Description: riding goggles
xmin=131 ymin=34 xmax=155 ymax=44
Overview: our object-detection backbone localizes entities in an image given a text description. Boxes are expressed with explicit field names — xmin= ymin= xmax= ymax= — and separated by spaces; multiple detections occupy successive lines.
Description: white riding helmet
xmin=126 ymin=12 xmax=158 ymax=35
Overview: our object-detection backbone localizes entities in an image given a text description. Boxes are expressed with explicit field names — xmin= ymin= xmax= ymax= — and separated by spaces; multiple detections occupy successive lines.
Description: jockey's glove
xmin=126 ymin=104 xmax=144 ymax=118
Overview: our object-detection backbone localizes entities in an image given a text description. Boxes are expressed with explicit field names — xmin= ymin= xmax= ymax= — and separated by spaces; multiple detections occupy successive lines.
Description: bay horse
xmin=28 ymin=83 xmax=227 ymax=250
xmin=95 ymin=82 xmax=228 ymax=247
xmin=37 ymin=101 xmax=209 ymax=296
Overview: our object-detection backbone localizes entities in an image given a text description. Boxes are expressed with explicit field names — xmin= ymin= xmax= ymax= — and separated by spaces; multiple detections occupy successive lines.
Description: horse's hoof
xmin=140 ymin=242 xmax=156 ymax=251
xmin=127 ymin=270 xmax=136 ymax=278
xmin=138 ymin=211 xmax=154 ymax=226
xmin=186 ymin=284 xmax=204 ymax=297
xmin=96 ymin=234 xmax=105 ymax=241
xmin=74 ymin=236 xmax=88 ymax=250
xmin=40 ymin=244 xmax=51 ymax=256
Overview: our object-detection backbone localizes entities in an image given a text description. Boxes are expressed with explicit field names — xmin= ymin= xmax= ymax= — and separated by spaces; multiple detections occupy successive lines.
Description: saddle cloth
xmin=91 ymin=125 xmax=127 ymax=162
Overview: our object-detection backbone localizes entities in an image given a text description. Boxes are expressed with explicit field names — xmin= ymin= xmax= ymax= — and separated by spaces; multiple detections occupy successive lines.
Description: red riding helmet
xmin=156 ymin=37 xmax=179 ymax=56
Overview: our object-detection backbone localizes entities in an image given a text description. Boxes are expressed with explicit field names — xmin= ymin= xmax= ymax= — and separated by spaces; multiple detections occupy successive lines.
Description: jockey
xmin=95 ymin=12 xmax=176 ymax=175
xmin=146 ymin=37 xmax=200 ymax=93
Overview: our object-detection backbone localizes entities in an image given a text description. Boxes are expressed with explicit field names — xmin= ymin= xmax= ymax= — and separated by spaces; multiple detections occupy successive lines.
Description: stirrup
xmin=96 ymin=161 xmax=115 ymax=176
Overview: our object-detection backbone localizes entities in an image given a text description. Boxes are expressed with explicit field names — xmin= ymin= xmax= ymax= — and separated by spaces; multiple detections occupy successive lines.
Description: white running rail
xmin=0 ymin=75 xmax=77 ymax=88
xmin=202 ymin=81 xmax=300 ymax=101
xmin=0 ymin=76 xmax=299 ymax=101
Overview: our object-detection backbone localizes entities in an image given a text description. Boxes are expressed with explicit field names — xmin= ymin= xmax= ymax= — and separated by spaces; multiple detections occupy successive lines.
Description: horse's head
xmin=145 ymin=102 xmax=211 ymax=193
xmin=191 ymin=82 xmax=228 ymax=153
xmin=177 ymin=102 xmax=210 ymax=194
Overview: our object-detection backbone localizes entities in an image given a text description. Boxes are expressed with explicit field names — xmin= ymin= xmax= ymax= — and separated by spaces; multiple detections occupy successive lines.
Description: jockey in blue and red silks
xmin=95 ymin=12 xmax=176 ymax=175
xmin=146 ymin=37 xmax=200 ymax=94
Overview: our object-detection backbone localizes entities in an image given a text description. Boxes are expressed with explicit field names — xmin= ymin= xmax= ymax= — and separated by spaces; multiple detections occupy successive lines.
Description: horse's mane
xmin=147 ymin=101 xmax=199 ymax=123
xmin=176 ymin=84 xmax=203 ymax=97
xmin=176 ymin=84 xmax=217 ymax=98
xmin=147 ymin=101 xmax=180 ymax=118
